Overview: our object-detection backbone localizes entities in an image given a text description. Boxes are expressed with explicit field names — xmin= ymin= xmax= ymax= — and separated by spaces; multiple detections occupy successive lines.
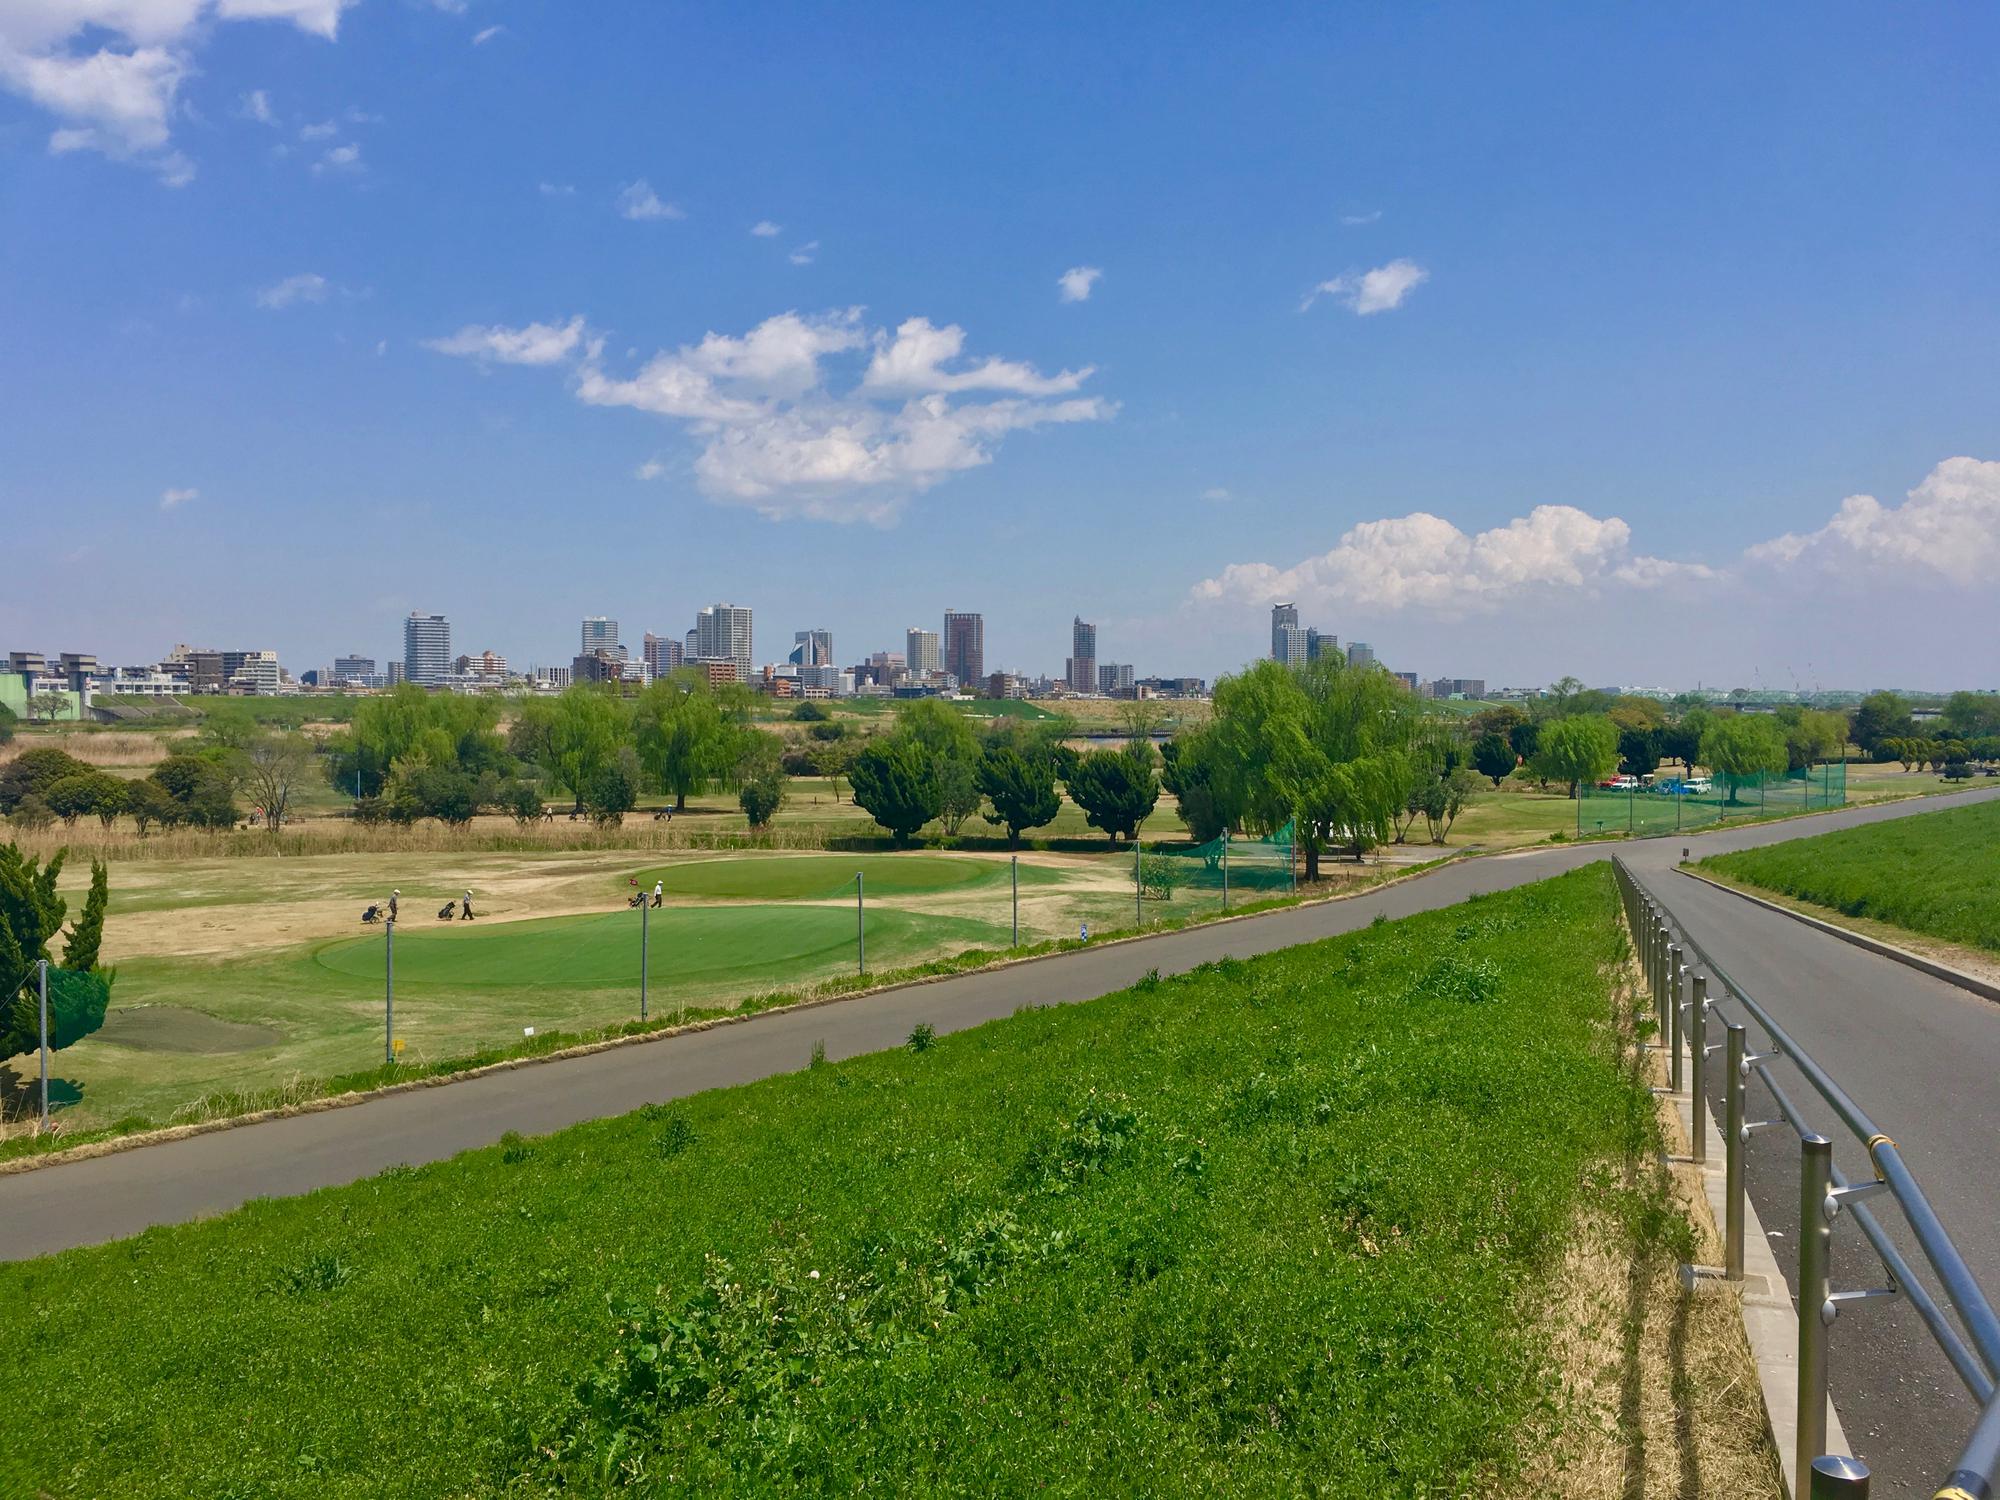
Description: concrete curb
xmin=1678 ymin=866 xmax=2000 ymax=1006
xmin=0 ymin=853 xmax=1465 ymax=1177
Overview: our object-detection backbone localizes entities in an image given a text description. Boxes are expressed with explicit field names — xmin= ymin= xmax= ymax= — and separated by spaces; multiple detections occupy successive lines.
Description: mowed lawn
xmin=634 ymin=851 xmax=1059 ymax=901
xmin=0 ymin=868 xmax=1656 ymax=1498
xmin=1699 ymin=798 xmax=2000 ymax=953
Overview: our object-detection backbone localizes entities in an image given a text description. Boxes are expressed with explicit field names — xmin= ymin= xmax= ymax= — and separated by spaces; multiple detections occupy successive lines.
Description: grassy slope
xmin=1699 ymin=798 xmax=2000 ymax=953
xmin=0 ymin=867 xmax=1650 ymax=1498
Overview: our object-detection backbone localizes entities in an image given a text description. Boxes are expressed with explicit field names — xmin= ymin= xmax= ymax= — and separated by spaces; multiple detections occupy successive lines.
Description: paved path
xmin=1620 ymin=784 xmax=2000 ymax=1495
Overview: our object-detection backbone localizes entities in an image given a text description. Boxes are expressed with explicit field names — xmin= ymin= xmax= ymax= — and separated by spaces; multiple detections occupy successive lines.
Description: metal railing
xmin=1613 ymin=857 xmax=2000 ymax=1500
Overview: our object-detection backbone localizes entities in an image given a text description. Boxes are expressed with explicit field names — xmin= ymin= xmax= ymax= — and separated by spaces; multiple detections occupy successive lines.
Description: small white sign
xmin=523 ymin=1026 xmax=536 ymax=1038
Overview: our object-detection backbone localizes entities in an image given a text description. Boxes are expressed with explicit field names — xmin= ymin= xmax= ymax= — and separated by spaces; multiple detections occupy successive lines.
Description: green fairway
xmin=315 ymin=903 xmax=1010 ymax=991
xmin=1699 ymin=798 xmax=2000 ymax=954
xmin=631 ymin=851 xmax=1046 ymax=901
xmin=0 ymin=868 xmax=1669 ymax=1497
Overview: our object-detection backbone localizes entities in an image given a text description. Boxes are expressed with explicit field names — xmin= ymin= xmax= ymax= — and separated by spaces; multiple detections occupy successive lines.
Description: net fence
xmin=1574 ymin=760 xmax=1847 ymax=839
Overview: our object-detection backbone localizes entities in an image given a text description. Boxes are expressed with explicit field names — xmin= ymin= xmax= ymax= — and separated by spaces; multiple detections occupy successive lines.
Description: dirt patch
xmin=95 ymin=1005 xmax=283 ymax=1054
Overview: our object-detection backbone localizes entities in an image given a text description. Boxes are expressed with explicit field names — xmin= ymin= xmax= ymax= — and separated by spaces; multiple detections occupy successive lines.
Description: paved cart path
xmin=3 ymin=785 xmax=1996 ymax=1301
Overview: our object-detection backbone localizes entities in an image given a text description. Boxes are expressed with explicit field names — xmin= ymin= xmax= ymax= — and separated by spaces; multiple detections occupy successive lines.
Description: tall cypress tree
xmin=62 ymin=858 xmax=108 ymax=974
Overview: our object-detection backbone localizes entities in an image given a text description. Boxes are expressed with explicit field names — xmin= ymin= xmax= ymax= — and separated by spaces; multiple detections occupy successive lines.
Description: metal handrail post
xmin=639 ymin=895 xmax=649 ymax=1023
xmin=1799 ymin=1134 xmax=1835 ymax=1485
xmin=1669 ymin=945 xmax=1685 ymax=1093
xmin=1011 ymin=855 xmax=1019 ymax=946
xmin=1689 ymin=974 xmax=1708 ymax=1163
xmin=37 ymin=958 xmax=49 ymax=1131
xmin=384 ymin=919 xmax=395 ymax=1065
xmin=1725 ymin=1020 xmax=1747 ymax=1279
xmin=855 ymin=872 xmax=865 ymax=976
xmin=1808 ymin=1455 xmax=1869 ymax=1496
xmin=1656 ymin=920 xmax=1671 ymax=1043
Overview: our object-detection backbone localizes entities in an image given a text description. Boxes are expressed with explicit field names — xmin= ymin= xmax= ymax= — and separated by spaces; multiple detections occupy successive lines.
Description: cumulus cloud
xmin=1057 ymin=265 xmax=1102 ymax=303
xmin=1747 ymin=457 xmax=2000 ymax=586
xmin=159 ymin=485 xmax=198 ymax=511
xmin=238 ymin=87 xmax=275 ymax=123
xmin=1201 ymin=487 xmax=1232 ymax=503
xmin=311 ymin=141 xmax=361 ymax=173
xmin=1341 ymin=210 xmax=1382 ymax=226
xmin=788 ymin=240 xmax=819 ymax=266
xmin=424 ymin=315 xmax=590 ymax=366
xmin=255 ymin=271 xmax=329 ymax=308
xmin=750 ymin=220 xmax=781 ymax=237
xmin=1194 ymin=505 xmax=1710 ymax=617
xmin=617 ymin=179 xmax=684 ymax=221
xmin=1302 ymin=258 xmax=1428 ymax=315
xmin=0 ymin=0 xmax=352 ymax=181
xmin=429 ymin=306 xmax=1112 ymax=523
xmin=471 ymin=24 xmax=504 ymax=44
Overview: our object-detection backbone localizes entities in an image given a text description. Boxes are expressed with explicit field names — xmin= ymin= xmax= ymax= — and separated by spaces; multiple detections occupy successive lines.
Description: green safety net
xmin=1140 ymin=828 xmax=1296 ymax=912
xmin=1574 ymin=760 xmax=1847 ymax=839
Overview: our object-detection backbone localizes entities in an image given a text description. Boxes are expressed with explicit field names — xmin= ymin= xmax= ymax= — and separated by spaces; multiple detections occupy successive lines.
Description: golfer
xmin=389 ymin=889 xmax=399 ymax=923
xmin=460 ymin=890 xmax=476 ymax=921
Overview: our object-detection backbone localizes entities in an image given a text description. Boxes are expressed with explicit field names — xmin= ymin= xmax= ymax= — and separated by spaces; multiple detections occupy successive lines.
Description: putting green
xmin=629 ymin=852 xmax=1053 ymax=902
xmin=314 ymin=903 xmax=1011 ymax=992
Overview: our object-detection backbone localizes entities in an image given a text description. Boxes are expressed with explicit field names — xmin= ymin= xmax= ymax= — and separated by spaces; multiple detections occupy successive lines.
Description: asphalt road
xmin=5 ymin=781 xmax=1998 ymax=1492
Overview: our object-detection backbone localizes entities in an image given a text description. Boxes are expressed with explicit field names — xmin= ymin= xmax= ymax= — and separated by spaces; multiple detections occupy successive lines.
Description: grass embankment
xmin=0 ymin=868 xmax=1687 ymax=1496
xmin=1699 ymin=798 xmax=2000 ymax=954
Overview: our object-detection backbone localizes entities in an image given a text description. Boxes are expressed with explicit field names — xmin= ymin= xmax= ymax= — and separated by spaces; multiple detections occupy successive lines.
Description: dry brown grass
xmin=0 ymin=730 xmax=184 ymax=769
xmin=1512 ymin=963 xmax=1783 ymax=1500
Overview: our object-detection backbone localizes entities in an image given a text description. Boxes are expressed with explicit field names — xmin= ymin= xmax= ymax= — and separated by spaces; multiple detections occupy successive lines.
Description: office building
xmin=333 ymin=655 xmax=376 ymax=685
xmin=1393 ymin=671 xmax=1420 ymax=692
xmin=905 ymin=628 xmax=940 ymax=677
xmin=943 ymin=610 xmax=983 ymax=687
xmin=694 ymin=603 xmax=753 ymax=682
xmin=1098 ymin=662 xmax=1134 ymax=695
xmin=580 ymin=616 xmax=620 ymax=658
xmin=985 ymin=671 xmax=1027 ymax=700
xmin=1424 ymin=677 xmax=1487 ymax=700
xmin=790 ymin=629 xmax=834 ymax=668
xmin=643 ymin=632 xmax=683 ymax=678
xmin=1306 ymin=627 xmax=1339 ymax=662
xmin=386 ymin=661 xmax=406 ymax=685
xmin=1271 ymin=603 xmax=1307 ymax=667
xmin=572 ymin=649 xmax=624 ymax=685
xmin=403 ymin=612 xmax=452 ymax=686
xmin=1345 ymin=641 xmax=1376 ymax=670
xmin=1069 ymin=617 xmax=1097 ymax=694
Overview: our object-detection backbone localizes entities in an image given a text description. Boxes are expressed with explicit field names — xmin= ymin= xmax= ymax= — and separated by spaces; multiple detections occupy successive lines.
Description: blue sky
xmin=3 ymin=2 xmax=1997 ymax=691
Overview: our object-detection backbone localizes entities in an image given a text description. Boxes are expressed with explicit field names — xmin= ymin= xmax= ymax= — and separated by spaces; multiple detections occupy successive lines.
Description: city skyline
xmin=4 ymin=8 xmax=1995 ymax=688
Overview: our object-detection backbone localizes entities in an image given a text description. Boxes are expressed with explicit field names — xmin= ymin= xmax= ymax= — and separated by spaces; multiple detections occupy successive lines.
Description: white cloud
xmin=1201 ymin=487 xmax=1232 ymax=503
xmin=159 ymin=485 xmax=198 ymax=511
xmin=617 ymin=179 xmax=683 ymax=221
xmin=750 ymin=220 xmax=781 ymax=237
xmin=788 ymin=240 xmax=819 ymax=265
xmin=1302 ymin=258 xmax=1428 ymax=315
xmin=423 ymin=315 xmax=590 ymax=366
xmin=255 ymin=271 xmax=329 ymax=308
xmin=299 ymin=117 xmax=338 ymax=139
xmin=861 ymin=316 xmax=1093 ymax=397
xmin=1747 ymin=457 xmax=2000 ymax=586
xmin=0 ymin=0 xmax=352 ymax=180
xmin=1194 ymin=505 xmax=1710 ymax=618
xmin=538 ymin=180 xmax=574 ymax=197
xmin=1341 ymin=210 xmax=1382 ymax=226
xmin=431 ymin=306 xmax=1112 ymax=523
xmin=1057 ymin=265 xmax=1102 ymax=303
xmin=471 ymin=24 xmax=504 ymax=44
xmin=238 ymin=87 xmax=274 ymax=123
xmin=310 ymin=141 xmax=360 ymax=173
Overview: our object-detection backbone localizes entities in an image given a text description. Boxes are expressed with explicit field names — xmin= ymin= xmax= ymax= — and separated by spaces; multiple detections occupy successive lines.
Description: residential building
xmin=1137 ymin=676 xmax=1208 ymax=698
xmin=333 ymin=655 xmax=377 ymax=686
xmin=572 ymin=649 xmax=624 ymax=685
xmin=403 ymin=612 xmax=451 ymax=686
xmin=227 ymin=650 xmax=281 ymax=694
xmin=1424 ymin=677 xmax=1487 ymax=700
xmin=694 ymin=603 xmax=753 ymax=682
xmin=1393 ymin=671 xmax=1420 ymax=692
xmin=943 ymin=610 xmax=983 ymax=687
xmin=905 ymin=628 xmax=941 ymax=677
xmin=1069 ymin=617 xmax=1097 ymax=693
xmin=790 ymin=629 xmax=834 ymax=667
xmin=386 ymin=661 xmax=407 ymax=685
xmin=797 ymin=663 xmax=844 ymax=695
xmin=986 ymin=671 xmax=1027 ymax=700
xmin=580 ymin=616 xmax=620 ymax=658
xmin=1097 ymin=662 xmax=1134 ymax=695
xmin=455 ymin=650 xmax=508 ymax=680
xmin=1271 ymin=603 xmax=1307 ymax=667
xmin=1306 ymin=627 xmax=1339 ymax=662
xmin=643 ymin=632 xmax=683 ymax=678
xmin=1345 ymin=641 xmax=1376 ymax=670
xmin=689 ymin=657 xmax=740 ymax=688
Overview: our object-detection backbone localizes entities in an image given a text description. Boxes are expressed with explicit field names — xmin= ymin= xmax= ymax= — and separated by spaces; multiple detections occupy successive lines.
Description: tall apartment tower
xmin=694 ymin=604 xmax=753 ymax=681
xmin=905 ymin=628 xmax=941 ymax=677
xmin=1068 ymin=616 xmax=1098 ymax=693
xmin=581 ymin=616 xmax=620 ymax=658
xmin=403 ymin=611 xmax=451 ymax=686
xmin=790 ymin=629 xmax=834 ymax=667
xmin=642 ymin=632 xmax=683 ymax=678
xmin=1270 ymin=602 xmax=1307 ymax=668
xmin=1345 ymin=641 xmax=1376 ymax=670
xmin=942 ymin=610 xmax=983 ymax=688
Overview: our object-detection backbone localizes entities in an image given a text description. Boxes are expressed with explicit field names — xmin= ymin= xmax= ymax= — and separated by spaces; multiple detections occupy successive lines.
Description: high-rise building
xmin=943 ymin=610 xmax=983 ymax=687
xmin=580 ymin=616 xmax=620 ymax=658
xmin=386 ymin=661 xmax=406 ymax=685
xmin=694 ymin=604 xmax=753 ymax=681
xmin=643 ymin=632 xmax=683 ymax=678
xmin=790 ymin=629 xmax=834 ymax=667
xmin=1271 ymin=603 xmax=1306 ymax=668
xmin=333 ymin=655 xmax=376 ymax=684
xmin=1345 ymin=641 xmax=1376 ymax=669
xmin=905 ymin=628 xmax=941 ymax=677
xmin=1069 ymin=617 xmax=1097 ymax=693
xmin=1097 ymin=662 xmax=1134 ymax=695
xmin=403 ymin=612 xmax=451 ymax=686
xmin=1306 ymin=627 xmax=1339 ymax=662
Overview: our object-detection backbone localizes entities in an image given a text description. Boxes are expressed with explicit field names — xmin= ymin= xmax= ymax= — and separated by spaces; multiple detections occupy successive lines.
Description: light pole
xmin=1011 ymin=855 xmax=1018 ymax=947
xmin=37 ymin=958 xmax=49 ymax=1131
xmin=855 ymin=871 xmax=865 ymax=976
xmin=640 ymin=882 xmax=659 ymax=1022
